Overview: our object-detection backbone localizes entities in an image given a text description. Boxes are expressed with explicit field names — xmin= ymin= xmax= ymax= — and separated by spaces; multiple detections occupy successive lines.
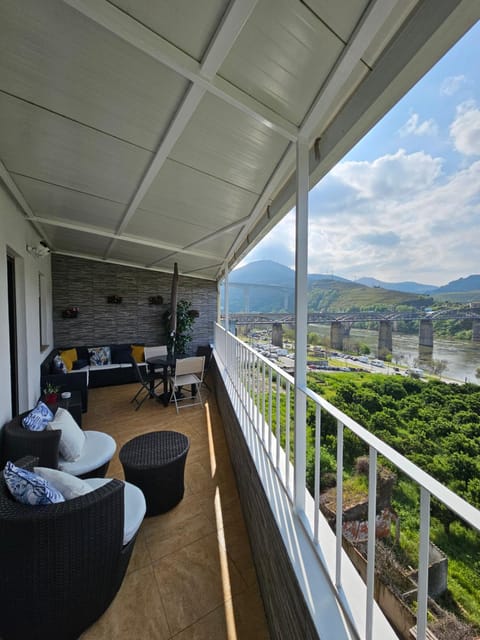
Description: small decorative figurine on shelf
xmin=62 ymin=306 xmax=79 ymax=318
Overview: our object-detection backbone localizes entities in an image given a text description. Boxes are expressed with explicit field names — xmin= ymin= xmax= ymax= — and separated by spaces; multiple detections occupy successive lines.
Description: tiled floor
xmin=79 ymin=379 xmax=270 ymax=640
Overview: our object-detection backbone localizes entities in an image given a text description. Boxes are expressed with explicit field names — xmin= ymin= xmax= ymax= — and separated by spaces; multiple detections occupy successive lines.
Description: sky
xmin=240 ymin=20 xmax=480 ymax=287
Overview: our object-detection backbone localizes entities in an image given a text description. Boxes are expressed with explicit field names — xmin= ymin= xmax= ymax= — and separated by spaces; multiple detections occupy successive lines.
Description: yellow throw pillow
xmin=131 ymin=344 xmax=144 ymax=363
xmin=60 ymin=348 xmax=78 ymax=372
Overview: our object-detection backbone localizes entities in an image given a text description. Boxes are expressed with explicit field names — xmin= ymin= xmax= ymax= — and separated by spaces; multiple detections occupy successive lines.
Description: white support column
xmin=224 ymin=266 xmax=230 ymax=333
xmin=293 ymin=137 xmax=309 ymax=512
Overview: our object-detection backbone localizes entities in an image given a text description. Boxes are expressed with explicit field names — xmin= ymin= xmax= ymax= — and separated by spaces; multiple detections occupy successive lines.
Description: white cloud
xmin=399 ymin=113 xmax=438 ymax=137
xmin=306 ymin=156 xmax=480 ymax=284
xmin=329 ymin=149 xmax=443 ymax=201
xmin=440 ymin=74 xmax=466 ymax=96
xmin=450 ymin=101 xmax=480 ymax=156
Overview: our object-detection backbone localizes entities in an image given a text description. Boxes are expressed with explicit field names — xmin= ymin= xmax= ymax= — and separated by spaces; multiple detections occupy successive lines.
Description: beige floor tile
xmin=152 ymin=531 xmax=247 ymax=636
xmin=80 ymin=565 xmax=170 ymax=640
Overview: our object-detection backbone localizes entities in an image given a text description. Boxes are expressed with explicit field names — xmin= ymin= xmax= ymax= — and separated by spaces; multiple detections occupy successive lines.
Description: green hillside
xmin=308 ymin=279 xmax=431 ymax=312
xmin=432 ymin=290 xmax=480 ymax=304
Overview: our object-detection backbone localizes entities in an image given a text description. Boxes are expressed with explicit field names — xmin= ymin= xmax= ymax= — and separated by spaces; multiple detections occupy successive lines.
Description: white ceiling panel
xmin=45 ymin=228 xmax=111 ymax=255
xmin=218 ymin=0 xmax=346 ymax=126
xmin=12 ymin=175 xmax=125 ymax=233
xmin=110 ymin=0 xmax=230 ymax=62
xmin=0 ymin=0 xmax=189 ymax=151
xmin=135 ymin=159 xmax=258 ymax=231
xmin=0 ymin=92 xmax=152 ymax=202
xmin=108 ymin=240 xmax=173 ymax=266
xmin=170 ymin=92 xmax=290 ymax=194
xmin=302 ymin=0 xmax=370 ymax=42
xmin=131 ymin=207 xmax=222 ymax=251
xmin=158 ymin=253 xmax=222 ymax=278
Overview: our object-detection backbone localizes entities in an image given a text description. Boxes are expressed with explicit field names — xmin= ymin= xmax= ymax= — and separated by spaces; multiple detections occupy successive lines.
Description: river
xmin=310 ymin=325 xmax=480 ymax=384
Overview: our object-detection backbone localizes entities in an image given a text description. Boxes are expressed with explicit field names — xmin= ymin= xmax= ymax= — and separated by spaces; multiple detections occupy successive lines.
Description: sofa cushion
xmin=60 ymin=348 xmax=78 ymax=372
xmin=3 ymin=461 xmax=65 ymax=505
xmin=59 ymin=431 xmax=116 ymax=477
xmin=52 ymin=354 xmax=67 ymax=374
xmin=47 ymin=408 xmax=85 ymax=461
xmin=111 ymin=345 xmax=133 ymax=364
xmin=22 ymin=401 xmax=54 ymax=432
xmin=131 ymin=344 xmax=144 ymax=363
xmin=73 ymin=358 xmax=89 ymax=370
xmin=89 ymin=346 xmax=111 ymax=366
xmin=34 ymin=466 xmax=94 ymax=499
xmin=85 ymin=477 xmax=146 ymax=545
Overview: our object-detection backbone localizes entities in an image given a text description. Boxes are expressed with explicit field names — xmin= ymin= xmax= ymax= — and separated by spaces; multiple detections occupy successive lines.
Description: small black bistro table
xmin=119 ymin=431 xmax=190 ymax=516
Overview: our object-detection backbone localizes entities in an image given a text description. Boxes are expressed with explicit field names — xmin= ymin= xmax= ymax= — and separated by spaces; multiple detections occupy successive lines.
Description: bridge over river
xmin=224 ymin=310 xmax=480 ymax=357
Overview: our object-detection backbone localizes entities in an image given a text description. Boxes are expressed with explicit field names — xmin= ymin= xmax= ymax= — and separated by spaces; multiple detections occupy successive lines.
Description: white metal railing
xmin=214 ymin=323 xmax=480 ymax=640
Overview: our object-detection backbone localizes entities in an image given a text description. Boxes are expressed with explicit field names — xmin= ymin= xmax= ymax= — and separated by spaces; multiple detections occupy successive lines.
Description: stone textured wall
xmin=51 ymin=255 xmax=217 ymax=350
xmin=212 ymin=360 xmax=319 ymax=640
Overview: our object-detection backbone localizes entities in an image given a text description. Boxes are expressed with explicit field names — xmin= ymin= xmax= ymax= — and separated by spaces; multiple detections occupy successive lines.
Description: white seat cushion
xmin=85 ymin=477 xmax=146 ymax=545
xmin=59 ymin=430 xmax=116 ymax=476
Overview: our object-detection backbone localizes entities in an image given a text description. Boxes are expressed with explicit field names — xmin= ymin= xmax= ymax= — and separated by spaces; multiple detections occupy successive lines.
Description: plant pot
xmin=44 ymin=393 xmax=58 ymax=405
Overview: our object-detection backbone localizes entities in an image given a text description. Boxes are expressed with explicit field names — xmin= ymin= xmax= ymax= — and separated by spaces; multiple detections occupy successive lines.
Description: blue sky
xmin=241 ymin=21 xmax=480 ymax=287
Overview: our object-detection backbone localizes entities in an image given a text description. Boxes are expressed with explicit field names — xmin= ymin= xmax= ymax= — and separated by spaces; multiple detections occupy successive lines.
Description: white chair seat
xmin=59 ymin=430 xmax=116 ymax=477
xmin=169 ymin=356 xmax=205 ymax=413
xmin=173 ymin=373 xmax=201 ymax=386
xmin=85 ymin=477 xmax=146 ymax=545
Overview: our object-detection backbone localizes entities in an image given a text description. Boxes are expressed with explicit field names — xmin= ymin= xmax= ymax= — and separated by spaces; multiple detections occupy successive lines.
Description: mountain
xmin=230 ymin=260 xmax=350 ymax=287
xmin=229 ymin=260 xmax=295 ymax=286
xmin=433 ymin=274 xmax=480 ymax=293
xmin=356 ymin=276 xmax=438 ymax=294
xmin=222 ymin=261 xmax=431 ymax=312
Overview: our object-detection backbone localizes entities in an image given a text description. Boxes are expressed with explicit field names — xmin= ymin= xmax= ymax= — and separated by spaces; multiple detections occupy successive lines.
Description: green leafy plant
xmin=163 ymin=299 xmax=198 ymax=356
xmin=43 ymin=382 xmax=60 ymax=395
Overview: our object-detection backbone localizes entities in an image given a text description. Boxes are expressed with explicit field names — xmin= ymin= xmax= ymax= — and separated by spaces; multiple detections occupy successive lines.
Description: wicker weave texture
xmin=119 ymin=431 xmax=189 ymax=516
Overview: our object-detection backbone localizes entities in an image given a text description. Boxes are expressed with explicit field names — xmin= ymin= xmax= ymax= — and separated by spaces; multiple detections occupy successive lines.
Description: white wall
xmin=0 ymin=182 xmax=53 ymax=424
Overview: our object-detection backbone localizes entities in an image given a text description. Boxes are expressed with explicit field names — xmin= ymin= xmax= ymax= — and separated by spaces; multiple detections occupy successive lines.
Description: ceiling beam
xmin=32 ymin=216 xmax=222 ymax=261
xmin=53 ymin=250 xmax=217 ymax=280
xmin=0 ymin=161 xmax=52 ymax=245
xmin=62 ymin=0 xmax=297 ymax=141
xmin=100 ymin=0 xmax=259 ymax=260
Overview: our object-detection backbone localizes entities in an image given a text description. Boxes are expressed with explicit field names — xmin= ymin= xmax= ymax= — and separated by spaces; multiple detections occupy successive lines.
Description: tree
xmin=431 ymin=359 xmax=448 ymax=378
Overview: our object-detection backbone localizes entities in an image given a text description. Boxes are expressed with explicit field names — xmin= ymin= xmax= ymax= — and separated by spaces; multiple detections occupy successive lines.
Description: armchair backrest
xmin=1 ymin=413 xmax=61 ymax=469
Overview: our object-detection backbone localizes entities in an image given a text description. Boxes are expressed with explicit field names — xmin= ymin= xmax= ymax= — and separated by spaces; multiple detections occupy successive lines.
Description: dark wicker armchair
xmin=0 ymin=457 xmax=138 ymax=640
xmin=1 ymin=412 xmax=115 ymax=478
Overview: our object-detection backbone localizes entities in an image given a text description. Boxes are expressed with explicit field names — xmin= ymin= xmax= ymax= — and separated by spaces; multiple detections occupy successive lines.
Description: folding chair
xmin=129 ymin=356 xmax=163 ymax=410
xmin=144 ymin=345 xmax=168 ymax=377
xmin=195 ymin=345 xmax=213 ymax=392
xmin=169 ymin=356 xmax=205 ymax=413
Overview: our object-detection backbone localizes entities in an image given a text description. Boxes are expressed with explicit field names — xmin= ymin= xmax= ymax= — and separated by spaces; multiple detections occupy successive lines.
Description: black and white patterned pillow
xmin=22 ymin=401 xmax=54 ymax=431
xmin=89 ymin=346 xmax=111 ymax=366
xmin=3 ymin=461 xmax=65 ymax=505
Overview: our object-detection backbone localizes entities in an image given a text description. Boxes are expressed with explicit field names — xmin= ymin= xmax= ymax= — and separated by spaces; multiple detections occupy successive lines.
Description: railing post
xmin=417 ymin=488 xmax=431 ymax=640
xmin=294 ymin=136 xmax=309 ymax=513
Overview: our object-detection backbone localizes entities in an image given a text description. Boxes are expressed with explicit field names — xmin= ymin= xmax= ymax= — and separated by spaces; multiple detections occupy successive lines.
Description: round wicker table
xmin=119 ymin=431 xmax=190 ymax=516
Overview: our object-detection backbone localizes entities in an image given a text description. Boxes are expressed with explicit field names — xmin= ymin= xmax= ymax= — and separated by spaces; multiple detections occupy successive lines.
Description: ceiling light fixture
xmin=26 ymin=242 xmax=51 ymax=258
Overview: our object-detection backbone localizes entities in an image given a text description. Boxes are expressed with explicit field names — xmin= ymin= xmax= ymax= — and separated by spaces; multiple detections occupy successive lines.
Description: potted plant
xmin=162 ymin=299 xmax=198 ymax=357
xmin=43 ymin=382 xmax=60 ymax=405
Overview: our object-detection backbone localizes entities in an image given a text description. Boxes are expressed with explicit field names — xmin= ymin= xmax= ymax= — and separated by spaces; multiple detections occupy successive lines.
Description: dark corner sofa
xmin=40 ymin=344 xmax=148 ymax=413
